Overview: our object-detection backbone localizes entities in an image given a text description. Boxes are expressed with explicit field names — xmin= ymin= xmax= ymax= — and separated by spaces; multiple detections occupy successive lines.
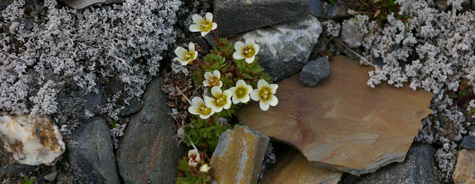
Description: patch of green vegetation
xmin=176 ymin=156 xmax=211 ymax=184
xmin=184 ymin=118 xmax=233 ymax=154
xmin=23 ymin=176 xmax=35 ymax=184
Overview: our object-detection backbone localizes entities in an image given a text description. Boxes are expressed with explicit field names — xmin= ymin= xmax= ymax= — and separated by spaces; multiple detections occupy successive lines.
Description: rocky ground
xmin=0 ymin=0 xmax=474 ymax=184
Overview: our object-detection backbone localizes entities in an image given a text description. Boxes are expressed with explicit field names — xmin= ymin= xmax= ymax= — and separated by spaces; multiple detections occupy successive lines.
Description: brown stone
xmin=260 ymin=147 xmax=342 ymax=184
xmin=453 ymin=149 xmax=475 ymax=184
xmin=237 ymin=56 xmax=433 ymax=175
xmin=210 ymin=125 xmax=269 ymax=184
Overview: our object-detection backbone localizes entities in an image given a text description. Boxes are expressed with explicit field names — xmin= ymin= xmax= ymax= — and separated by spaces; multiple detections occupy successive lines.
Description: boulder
xmin=116 ymin=78 xmax=186 ymax=184
xmin=260 ymin=147 xmax=342 ymax=184
xmin=0 ymin=113 xmax=65 ymax=166
xmin=341 ymin=19 xmax=363 ymax=48
xmin=453 ymin=149 xmax=475 ymax=184
xmin=356 ymin=144 xmax=441 ymax=184
xmin=300 ymin=56 xmax=330 ymax=87
xmin=237 ymin=56 xmax=433 ymax=175
xmin=69 ymin=117 xmax=120 ymax=184
xmin=210 ymin=125 xmax=269 ymax=184
xmin=214 ymin=0 xmax=308 ymax=37
xmin=243 ymin=15 xmax=322 ymax=82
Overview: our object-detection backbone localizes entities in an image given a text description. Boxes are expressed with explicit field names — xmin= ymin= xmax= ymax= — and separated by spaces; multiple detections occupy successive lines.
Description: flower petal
xmin=191 ymin=97 xmax=203 ymax=106
xmin=229 ymin=87 xmax=236 ymax=94
xmin=236 ymin=80 xmax=246 ymax=87
xmin=201 ymin=31 xmax=209 ymax=37
xmin=254 ymin=44 xmax=260 ymax=55
xmin=193 ymin=51 xmax=198 ymax=60
xmin=213 ymin=70 xmax=220 ymax=79
xmin=211 ymin=87 xmax=222 ymax=97
xmin=192 ymin=14 xmax=205 ymax=24
xmin=269 ymin=84 xmax=278 ymax=94
xmin=175 ymin=47 xmax=188 ymax=57
xmin=205 ymin=12 xmax=213 ymax=22
xmin=179 ymin=60 xmax=189 ymax=66
xmin=204 ymin=72 xmax=213 ymax=80
xmin=246 ymin=85 xmax=253 ymax=93
xmin=203 ymin=80 xmax=211 ymax=86
xmin=188 ymin=106 xmax=199 ymax=115
xmin=233 ymin=52 xmax=244 ymax=60
xmin=188 ymin=42 xmax=195 ymax=51
xmin=245 ymin=56 xmax=255 ymax=64
xmin=257 ymin=79 xmax=268 ymax=89
xmin=259 ymin=100 xmax=270 ymax=111
xmin=268 ymin=95 xmax=278 ymax=106
xmin=217 ymin=81 xmax=223 ymax=88
xmin=232 ymin=95 xmax=239 ymax=104
xmin=245 ymin=38 xmax=255 ymax=46
xmin=234 ymin=41 xmax=245 ymax=51
xmin=241 ymin=95 xmax=250 ymax=103
xmin=224 ymin=99 xmax=232 ymax=109
xmin=223 ymin=89 xmax=232 ymax=99
xmin=189 ymin=24 xmax=201 ymax=32
xmin=211 ymin=23 xmax=218 ymax=30
xmin=250 ymin=90 xmax=260 ymax=101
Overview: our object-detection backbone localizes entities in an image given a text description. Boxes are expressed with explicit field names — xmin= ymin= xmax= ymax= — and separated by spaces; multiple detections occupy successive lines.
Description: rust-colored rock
xmin=237 ymin=56 xmax=433 ymax=175
xmin=210 ymin=125 xmax=269 ymax=184
xmin=453 ymin=149 xmax=475 ymax=184
xmin=260 ymin=147 xmax=342 ymax=184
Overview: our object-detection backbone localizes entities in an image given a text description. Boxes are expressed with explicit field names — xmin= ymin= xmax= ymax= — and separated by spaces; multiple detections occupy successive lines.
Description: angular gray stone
xmin=356 ymin=144 xmax=441 ymax=184
xmin=341 ymin=19 xmax=363 ymax=48
xmin=326 ymin=1 xmax=351 ymax=20
xmin=461 ymin=136 xmax=475 ymax=149
xmin=309 ymin=0 xmax=324 ymax=18
xmin=120 ymin=98 xmax=143 ymax=116
xmin=243 ymin=15 xmax=322 ymax=82
xmin=300 ymin=56 xmax=330 ymax=87
xmin=214 ymin=0 xmax=309 ymax=37
xmin=61 ymin=0 xmax=124 ymax=9
xmin=116 ymin=78 xmax=186 ymax=184
xmin=69 ymin=117 xmax=120 ymax=184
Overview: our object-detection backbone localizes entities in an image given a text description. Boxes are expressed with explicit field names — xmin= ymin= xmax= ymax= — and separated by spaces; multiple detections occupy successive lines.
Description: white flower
xmin=188 ymin=97 xmax=214 ymax=119
xmin=250 ymin=79 xmax=278 ymax=111
xmin=204 ymin=87 xmax=232 ymax=113
xmin=229 ymin=80 xmax=253 ymax=104
xmin=203 ymin=70 xmax=223 ymax=88
xmin=189 ymin=12 xmax=218 ymax=37
xmin=233 ymin=38 xmax=260 ymax=64
xmin=188 ymin=149 xmax=201 ymax=168
xmin=199 ymin=163 xmax=211 ymax=173
xmin=173 ymin=42 xmax=198 ymax=66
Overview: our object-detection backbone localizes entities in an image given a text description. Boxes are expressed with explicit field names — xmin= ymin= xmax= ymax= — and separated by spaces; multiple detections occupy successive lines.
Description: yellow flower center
xmin=186 ymin=51 xmax=195 ymax=61
xmin=210 ymin=77 xmax=220 ymax=87
xmin=243 ymin=46 xmax=255 ymax=58
xmin=259 ymin=86 xmax=271 ymax=100
xmin=200 ymin=20 xmax=213 ymax=32
xmin=215 ymin=94 xmax=227 ymax=107
xmin=235 ymin=87 xmax=247 ymax=98
xmin=199 ymin=105 xmax=212 ymax=115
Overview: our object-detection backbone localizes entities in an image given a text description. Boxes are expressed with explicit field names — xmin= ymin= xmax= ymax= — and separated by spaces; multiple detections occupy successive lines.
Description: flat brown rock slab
xmin=237 ymin=56 xmax=433 ymax=175
xmin=210 ymin=125 xmax=269 ymax=184
xmin=260 ymin=147 xmax=342 ymax=184
xmin=453 ymin=149 xmax=475 ymax=184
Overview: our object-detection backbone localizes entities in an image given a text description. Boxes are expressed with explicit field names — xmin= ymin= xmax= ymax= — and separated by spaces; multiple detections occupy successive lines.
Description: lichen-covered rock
xmin=116 ymin=78 xmax=186 ymax=184
xmin=341 ymin=19 xmax=363 ymax=48
xmin=453 ymin=149 xmax=475 ymax=184
xmin=261 ymin=147 xmax=342 ymax=184
xmin=237 ymin=56 xmax=433 ymax=175
xmin=69 ymin=117 xmax=120 ymax=184
xmin=356 ymin=144 xmax=441 ymax=184
xmin=300 ymin=56 xmax=330 ymax=87
xmin=243 ymin=15 xmax=322 ymax=82
xmin=214 ymin=0 xmax=308 ymax=37
xmin=61 ymin=0 xmax=124 ymax=9
xmin=210 ymin=125 xmax=269 ymax=184
xmin=0 ymin=113 xmax=65 ymax=166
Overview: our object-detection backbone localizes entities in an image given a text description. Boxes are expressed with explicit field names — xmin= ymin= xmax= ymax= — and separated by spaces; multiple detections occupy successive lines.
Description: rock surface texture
xmin=300 ymin=56 xmax=330 ymax=87
xmin=243 ymin=15 xmax=322 ymax=82
xmin=69 ymin=118 xmax=120 ymax=184
xmin=341 ymin=19 xmax=363 ymax=48
xmin=453 ymin=149 xmax=475 ymax=184
xmin=261 ymin=147 xmax=342 ymax=184
xmin=237 ymin=56 xmax=433 ymax=175
xmin=0 ymin=113 xmax=65 ymax=166
xmin=210 ymin=125 xmax=269 ymax=184
xmin=62 ymin=0 xmax=125 ymax=9
xmin=461 ymin=135 xmax=475 ymax=149
xmin=116 ymin=78 xmax=186 ymax=184
xmin=355 ymin=144 xmax=441 ymax=184
xmin=214 ymin=0 xmax=308 ymax=37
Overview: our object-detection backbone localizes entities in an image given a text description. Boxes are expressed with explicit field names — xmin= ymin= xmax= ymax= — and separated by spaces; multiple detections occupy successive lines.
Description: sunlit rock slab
xmin=237 ymin=56 xmax=433 ymax=175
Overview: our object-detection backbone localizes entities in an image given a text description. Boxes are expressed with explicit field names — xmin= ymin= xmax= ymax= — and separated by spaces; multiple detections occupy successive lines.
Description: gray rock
xmin=309 ymin=0 xmax=324 ymax=18
xmin=341 ymin=19 xmax=363 ymax=48
xmin=326 ymin=0 xmax=351 ymax=20
xmin=0 ymin=164 xmax=35 ymax=176
xmin=299 ymin=57 xmax=330 ymax=87
xmin=461 ymin=136 xmax=475 ymax=149
xmin=214 ymin=0 xmax=309 ymax=37
xmin=120 ymin=98 xmax=143 ymax=116
xmin=69 ymin=117 xmax=120 ymax=184
xmin=243 ymin=15 xmax=322 ymax=82
xmin=116 ymin=78 xmax=186 ymax=184
xmin=356 ymin=144 xmax=442 ymax=184
xmin=61 ymin=0 xmax=125 ymax=9
xmin=435 ymin=0 xmax=449 ymax=10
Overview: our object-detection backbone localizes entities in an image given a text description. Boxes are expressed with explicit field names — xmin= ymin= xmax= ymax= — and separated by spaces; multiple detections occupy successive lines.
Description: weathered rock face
xmin=210 ymin=125 xmax=269 ymax=184
xmin=69 ymin=118 xmax=120 ymax=184
xmin=214 ymin=0 xmax=308 ymax=37
xmin=356 ymin=144 xmax=441 ymax=184
xmin=243 ymin=15 xmax=322 ymax=82
xmin=0 ymin=113 xmax=65 ymax=166
xmin=309 ymin=0 xmax=324 ymax=18
xmin=341 ymin=19 xmax=363 ymax=48
xmin=453 ymin=149 xmax=475 ymax=184
xmin=237 ymin=56 xmax=433 ymax=175
xmin=260 ymin=147 xmax=342 ymax=184
xmin=300 ymin=56 xmax=330 ymax=87
xmin=461 ymin=135 xmax=475 ymax=149
xmin=61 ymin=0 xmax=125 ymax=9
xmin=116 ymin=78 xmax=186 ymax=184
xmin=326 ymin=0 xmax=351 ymax=19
